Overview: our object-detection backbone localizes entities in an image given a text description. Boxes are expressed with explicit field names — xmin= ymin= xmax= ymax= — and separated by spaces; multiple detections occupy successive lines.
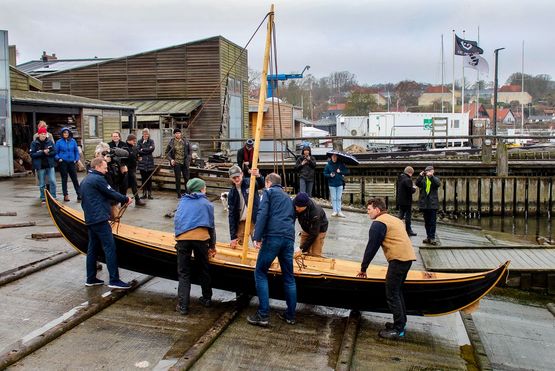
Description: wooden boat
xmin=45 ymin=190 xmax=508 ymax=316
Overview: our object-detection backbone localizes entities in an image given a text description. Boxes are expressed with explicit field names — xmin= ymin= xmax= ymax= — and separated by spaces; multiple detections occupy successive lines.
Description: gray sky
xmin=2 ymin=0 xmax=554 ymax=86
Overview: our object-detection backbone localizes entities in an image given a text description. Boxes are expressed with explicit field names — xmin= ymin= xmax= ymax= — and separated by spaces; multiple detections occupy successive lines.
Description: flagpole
xmin=452 ymin=30 xmax=455 ymax=113
xmin=441 ymin=34 xmax=445 ymax=113
xmin=476 ymin=26 xmax=480 ymax=119
xmin=521 ymin=40 xmax=525 ymax=133
xmin=461 ymin=30 xmax=465 ymax=114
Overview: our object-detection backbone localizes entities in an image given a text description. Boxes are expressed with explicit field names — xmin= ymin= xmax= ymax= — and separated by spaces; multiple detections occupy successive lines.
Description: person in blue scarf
xmin=55 ymin=127 xmax=81 ymax=202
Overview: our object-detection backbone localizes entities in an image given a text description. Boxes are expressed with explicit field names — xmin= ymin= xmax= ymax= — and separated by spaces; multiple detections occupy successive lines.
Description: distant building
xmin=493 ymin=84 xmax=532 ymax=105
xmin=418 ymin=85 xmax=461 ymax=106
xmin=321 ymin=103 xmax=346 ymax=120
xmin=527 ymin=115 xmax=555 ymax=124
xmin=486 ymin=108 xmax=516 ymax=129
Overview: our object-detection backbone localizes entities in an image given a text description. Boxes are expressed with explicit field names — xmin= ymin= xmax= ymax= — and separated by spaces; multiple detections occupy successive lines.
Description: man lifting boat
xmin=356 ymin=198 xmax=417 ymax=340
xmin=293 ymin=192 xmax=328 ymax=257
xmin=174 ymin=178 xmax=216 ymax=315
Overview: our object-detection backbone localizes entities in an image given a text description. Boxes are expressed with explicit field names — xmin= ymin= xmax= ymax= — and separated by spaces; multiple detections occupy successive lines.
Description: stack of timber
xmin=152 ymin=165 xmax=231 ymax=195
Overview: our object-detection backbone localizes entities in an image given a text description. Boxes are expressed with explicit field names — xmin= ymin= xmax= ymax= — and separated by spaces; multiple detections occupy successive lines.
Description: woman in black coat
xmin=137 ymin=128 xmax=156 ymax=199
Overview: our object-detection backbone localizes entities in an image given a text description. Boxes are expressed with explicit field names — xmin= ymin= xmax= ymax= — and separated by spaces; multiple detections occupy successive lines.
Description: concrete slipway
xmin=0 ymin=175 xmax=553 ymax=370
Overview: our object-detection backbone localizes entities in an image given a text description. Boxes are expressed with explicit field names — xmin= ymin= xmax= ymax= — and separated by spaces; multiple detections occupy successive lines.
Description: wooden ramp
xmin=420 ymin=246 xmax=555 ymax=272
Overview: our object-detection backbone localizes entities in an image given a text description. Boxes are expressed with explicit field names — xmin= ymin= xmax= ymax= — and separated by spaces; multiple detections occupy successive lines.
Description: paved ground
xmin=0 ymin=174 xmax=553 ymax=370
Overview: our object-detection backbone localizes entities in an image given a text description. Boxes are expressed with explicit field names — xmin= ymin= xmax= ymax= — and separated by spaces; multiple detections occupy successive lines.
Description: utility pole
xmin=492 ymin=48 xmax=505 ymax=136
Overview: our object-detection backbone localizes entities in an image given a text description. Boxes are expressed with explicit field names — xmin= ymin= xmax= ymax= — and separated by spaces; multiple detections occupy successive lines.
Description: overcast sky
xmin=2 ymin=0 xmax=554 ymax=86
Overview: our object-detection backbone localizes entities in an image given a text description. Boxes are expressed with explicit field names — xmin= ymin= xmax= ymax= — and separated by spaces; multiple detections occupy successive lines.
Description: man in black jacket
xmin=295 ymin=146 xmax=316 ymax=197
xmin=293 ymin=192 xmax=328 ymax=256
xmin=415 ymin=166 xmax=441 ymax=245
xmin=123 ymin=134 xmax=145 ymax=206
xmin=166 ymin=128 xmax=192 ymax=198
xmin=237 ymin=139 xmax=255 ymax=177
xmin=227 ymin=164 xmax=264 ymax=248
xmin=397 ymin=166 xmax=417 ymax=236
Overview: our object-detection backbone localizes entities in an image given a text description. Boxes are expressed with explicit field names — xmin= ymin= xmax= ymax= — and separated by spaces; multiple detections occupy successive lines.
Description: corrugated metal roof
xmin=11 ymin=90 xmax=135 ymax=110
xmin=118 ymin=99 xmax=202 ymax=115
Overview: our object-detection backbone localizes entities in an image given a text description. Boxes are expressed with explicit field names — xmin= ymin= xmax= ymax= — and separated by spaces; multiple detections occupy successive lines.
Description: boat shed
xmin=9 ymin=65 xmax=134 ymax=163
xmin=23 ymin=36 xmax=248 ymax=155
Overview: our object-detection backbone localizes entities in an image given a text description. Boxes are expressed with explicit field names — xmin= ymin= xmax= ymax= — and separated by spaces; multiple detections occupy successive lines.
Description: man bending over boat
xmin=248 ymin=173 xmax=297 ymax=327
xmin=80 ymin=157 xmax=133 ymax=289
xmin=174 ymin=178 xmax=216 ymax=315
xmin=356 ymin=198 xmax=417 ymax=340
xmin=293 ymin=192 xmax=328 ymax=257
xmin=227 ymin=164 xmax=264 ymax=248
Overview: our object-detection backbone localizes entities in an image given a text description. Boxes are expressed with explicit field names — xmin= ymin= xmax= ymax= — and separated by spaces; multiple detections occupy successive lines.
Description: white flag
xmin=464 ymin=53 xmax=489 ymax=75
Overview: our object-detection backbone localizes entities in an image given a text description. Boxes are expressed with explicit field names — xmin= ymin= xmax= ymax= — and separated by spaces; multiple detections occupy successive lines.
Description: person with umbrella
xmin=323 ymin=151 xmax=352 ymax=218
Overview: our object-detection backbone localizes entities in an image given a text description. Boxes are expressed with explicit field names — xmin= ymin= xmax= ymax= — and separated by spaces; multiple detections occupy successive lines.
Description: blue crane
xmin=266 ymin=65 xmax=310 ymax=98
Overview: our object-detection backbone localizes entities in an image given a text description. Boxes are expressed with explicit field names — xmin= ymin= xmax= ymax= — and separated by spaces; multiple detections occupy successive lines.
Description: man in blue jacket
xmin=80 ymin=157 xmax=133 ymax=289
xmin=248 ymin=173 xmax=297 ymax=327
xmin=174 ymin=178 xmax=216 ymax=315
xmin=55 ymin=127 xmax=81 ymax=202
xmin=227 ymin=164 xmax=264 ymax=248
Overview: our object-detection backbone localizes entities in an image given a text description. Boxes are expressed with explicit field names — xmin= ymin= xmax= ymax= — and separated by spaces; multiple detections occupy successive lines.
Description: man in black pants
xmin=356 ymin=198 xmax=417 ymax=340
xmin=123 ymin=134 xmax=145 ymax=206
xmin=397 ymin=166 xmax=417 ymax=236
xmin=166 ymin=128 xmax=192 ymax=198
xmin=415 ymin=166 xmax=441 ymax=245
xmin=174 ymin=178 xmax=216 ymax=315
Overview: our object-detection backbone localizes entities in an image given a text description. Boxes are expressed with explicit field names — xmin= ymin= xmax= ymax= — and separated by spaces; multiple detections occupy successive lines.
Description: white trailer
xmin=337 ymin=112 xmax=469 ymax=150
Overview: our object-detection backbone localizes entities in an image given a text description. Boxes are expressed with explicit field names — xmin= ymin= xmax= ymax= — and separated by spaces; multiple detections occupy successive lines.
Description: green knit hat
xmin=187 ymin=178 xmax=206 ymax=193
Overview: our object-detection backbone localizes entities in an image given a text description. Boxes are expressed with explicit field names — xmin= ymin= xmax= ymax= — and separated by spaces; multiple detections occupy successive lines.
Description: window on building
xmin=88 ymin=116 xmax=98 ymax=137
xmin=51 ymin=81 xmax=61 ymax=90
xmin=451 ymin=119 xmax=459 ymax=129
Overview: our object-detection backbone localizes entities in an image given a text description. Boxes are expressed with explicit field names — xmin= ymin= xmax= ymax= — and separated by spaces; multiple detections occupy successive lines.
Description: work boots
xmin=135 ymin=196 xmax=146 ymax=207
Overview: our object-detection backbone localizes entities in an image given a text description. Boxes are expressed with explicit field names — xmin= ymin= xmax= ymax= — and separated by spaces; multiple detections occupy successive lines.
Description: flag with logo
xmin=455 ymin=35 xmax=484 ymax=55
xmin=464 ymin=53 xmax=489 ymax=75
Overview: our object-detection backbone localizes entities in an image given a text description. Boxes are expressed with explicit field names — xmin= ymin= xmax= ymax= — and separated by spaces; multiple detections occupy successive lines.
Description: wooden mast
xmin=241 ymin=4 xmax=274 ymax=264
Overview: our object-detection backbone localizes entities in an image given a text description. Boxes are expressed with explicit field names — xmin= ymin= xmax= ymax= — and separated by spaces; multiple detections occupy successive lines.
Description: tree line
xmin=248 ymin=69 xmax=555 ymax=119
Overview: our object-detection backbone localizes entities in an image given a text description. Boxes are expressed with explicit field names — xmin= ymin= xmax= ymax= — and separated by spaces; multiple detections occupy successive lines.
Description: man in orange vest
xmin=356 ymin=198 xmax=417 ymax=340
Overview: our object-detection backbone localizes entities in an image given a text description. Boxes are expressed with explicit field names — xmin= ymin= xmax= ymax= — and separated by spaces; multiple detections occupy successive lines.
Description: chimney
xmin=41 ymin=51 xmax=57 ymax=62
xmin=8 ymin=45 xmax=16 ymax=66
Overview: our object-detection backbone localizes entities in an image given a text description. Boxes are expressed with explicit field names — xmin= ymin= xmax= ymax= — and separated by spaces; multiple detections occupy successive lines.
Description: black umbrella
xmin=326 ymin=150 xmax=360 ymax=166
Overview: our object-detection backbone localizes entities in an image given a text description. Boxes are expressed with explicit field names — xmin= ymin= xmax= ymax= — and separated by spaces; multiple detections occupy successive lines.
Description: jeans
xmin=59 ymin=161 xmax=80 ymax=197
xmin=86 ymin=221 xmax=120 ymax=284
xmin=398 ymin=205 xmax=413 ymax=233
xmin=254 ymin=236 xmax=296 ymax=320
xmin=299 ymin=178 xmax=314 ymax=197
xmin=422 ymin=209 xmax=437 ymax=239
xmin=385 ymin=260 xmax=412 ymax=332
xmin=176 ymin=240 xmax=212 ymax=309
xmin=329 ymin=185 xmax=344 ymax=213
xmin=37 ymin=167 xmax=57 ymax=200
xmin=174 ymin=163 xmax=190 ymax=196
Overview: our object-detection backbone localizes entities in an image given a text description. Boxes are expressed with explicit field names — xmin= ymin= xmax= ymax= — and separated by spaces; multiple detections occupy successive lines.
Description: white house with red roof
xmin=418 ymin=85 xmax=461 ymax=106
xmin=493 ymin=84 xmax=532 ymax=105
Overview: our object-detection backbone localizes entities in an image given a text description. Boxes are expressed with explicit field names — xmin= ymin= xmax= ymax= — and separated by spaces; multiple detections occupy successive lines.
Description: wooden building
xmin=29 ymin=36 xmax=248 ymax=154
xmin=9 ymin=66 xmax=134 ymax=161
xmin=248 ymin=98 xmax=302 ymax=152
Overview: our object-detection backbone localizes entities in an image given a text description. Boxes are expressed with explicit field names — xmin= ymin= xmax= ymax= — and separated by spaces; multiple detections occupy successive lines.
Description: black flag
xmin=455 ymin=35 xmax=484 ymax=56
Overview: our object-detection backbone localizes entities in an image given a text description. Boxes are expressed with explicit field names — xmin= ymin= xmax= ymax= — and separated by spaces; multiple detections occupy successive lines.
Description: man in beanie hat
xmin=174 ymin=177 xmax=216 ymax=315
xmin=237 ymin=139 xmax=257 ymax=177
xmin=415 ymin=166 xmax=440 ymax=245
xmin=396 ymin=166 xmax=417 ymax=236
xmin=122 ymin=134 xmax=145 ymax=206
xmin=227 ymin=164 xmax=264 ymax=248
xmin=30 ymin=126 xmax=57 ymax=204
xmin=166 ymin=127 xmax=193 ymax=198
xmin=293 ymin=192 xmax=328 ymax=256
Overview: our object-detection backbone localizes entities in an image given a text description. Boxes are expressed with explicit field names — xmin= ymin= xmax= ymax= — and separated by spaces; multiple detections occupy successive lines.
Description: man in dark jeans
xmin=415 ymin=165 xmax=441 ymax=245
xmin=356 ymin=198 xmax=417 ymax=340
xmin=122 ymin=134 xmax=145 ymax=206
xmin=397 ymin=166 xmax=417 ymax=236
xmin=166 ymin=128 xmax=192 ymax=198
xmin=174 ymin=178 xmax=216 ymax=315
xmin=248 ymin=173 xmax=297 ymax=327
xmin=80 ymin=157 xmax=133 ymax=289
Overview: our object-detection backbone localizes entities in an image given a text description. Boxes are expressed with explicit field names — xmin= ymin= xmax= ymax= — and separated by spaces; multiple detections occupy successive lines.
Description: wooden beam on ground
xmin=31 ymin=232 xmax=63 ymax=240
xmin=0 ymin=221 xmax=36 ymax=229
xmin=0 ymin=212 xmax=17 ymax=216
xmin=335 ymin=310 xmax=361 ymax=371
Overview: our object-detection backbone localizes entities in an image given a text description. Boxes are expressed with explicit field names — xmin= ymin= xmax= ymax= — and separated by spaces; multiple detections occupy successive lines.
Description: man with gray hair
xmin=227 ymin=164 xmax=264 ymax=248
xmin=397 ymin=166 xmax=417 ymax=236
xmin=247 ymin=173 xmax=297 ymax=327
